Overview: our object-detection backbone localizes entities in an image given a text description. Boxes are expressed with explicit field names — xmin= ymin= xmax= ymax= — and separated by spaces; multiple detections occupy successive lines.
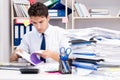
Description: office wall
xmin=0 ymin=0 xmax=10 ymax=62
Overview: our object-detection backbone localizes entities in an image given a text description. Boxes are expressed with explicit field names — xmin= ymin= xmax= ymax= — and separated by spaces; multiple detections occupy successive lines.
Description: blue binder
xmin=14 ymin=24 xmax=33 ymax=46
xmin=14 ymin=24 xmax=23 ymax=46
xmin=72 ymin=62 xmax=98 ymax=70
xmin=24 ymin=24 xmax=33 ymax=33
xmin=58 ymin=9 xmax=65 ymax=16
xmin=50 ymin=0 xmax=72 ymax=15
xmin=49 ymin=9 xmax=66 ymax=17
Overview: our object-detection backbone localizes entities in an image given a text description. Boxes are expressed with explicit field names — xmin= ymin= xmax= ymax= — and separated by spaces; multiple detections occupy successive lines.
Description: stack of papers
xmin=66 ymin=27 xmax=120 ymax=75
xmin=95 ymin=38 xmax=120 ymax=64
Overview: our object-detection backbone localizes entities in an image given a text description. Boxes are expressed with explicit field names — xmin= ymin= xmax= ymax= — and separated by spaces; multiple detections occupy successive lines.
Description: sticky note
xmin=23 ymin=20 xmax=30 ymax=27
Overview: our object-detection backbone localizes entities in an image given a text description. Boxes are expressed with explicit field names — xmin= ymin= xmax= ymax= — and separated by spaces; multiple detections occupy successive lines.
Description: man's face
xmin=30 ymin=16 xmax=50 ymax=33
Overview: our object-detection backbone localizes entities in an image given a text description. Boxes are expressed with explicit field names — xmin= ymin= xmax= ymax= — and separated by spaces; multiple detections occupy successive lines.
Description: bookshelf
xmin=72 ymin=0 xmax=120 ymax=30
xmin=11 ymin=0 xmax=31 ymax=52
xmin=11 ymin=0 xmax=71 ymax=52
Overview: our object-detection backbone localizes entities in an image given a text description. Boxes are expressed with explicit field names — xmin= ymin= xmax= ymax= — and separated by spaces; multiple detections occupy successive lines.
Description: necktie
xmin=40 ymin=33 xmax=46 ymax=63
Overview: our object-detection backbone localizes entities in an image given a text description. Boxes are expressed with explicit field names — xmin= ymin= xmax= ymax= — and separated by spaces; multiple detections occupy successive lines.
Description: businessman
xmin=10 ymin=2 xmax=70 ymax=63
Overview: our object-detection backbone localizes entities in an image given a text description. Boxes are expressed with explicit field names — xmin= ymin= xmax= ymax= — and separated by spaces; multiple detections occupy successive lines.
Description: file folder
xmin=25 ymin=24 xmax=33 ymax=33
xmin=14 ymin=24 xmax=21 ymax=46
xmin=50 ymin=0 xmax=72 ymax=15
xmin=14 ymin=24 xmax=33 ymax=46
xmin=73 ymin=58 xmax=104 ymax=65
xmin=69 ymin=39 xmax=96 ymax=44
xmin=73 ymin=53 xmax=96 ymax=56
xmin=44 ymin=0 xmax=59 ymax=8
xmin=49 ymin=9 xmax=66 ymax=17
xmin=72 ymin=62 xmax=97 ymax=70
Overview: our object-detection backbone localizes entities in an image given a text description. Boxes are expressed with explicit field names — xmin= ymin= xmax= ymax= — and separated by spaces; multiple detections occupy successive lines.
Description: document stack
xmin=66 ymin=27 xmax=120 ymax=75
xmin=90 ymin=27 xmax=120 ymax=65
xmin=66 ymin=29 xmax=99 ymax=75
xmin=66 ymin=28 xmax=97 ymax=56
xmin=69 ymin=39 xmax=99 ymax=75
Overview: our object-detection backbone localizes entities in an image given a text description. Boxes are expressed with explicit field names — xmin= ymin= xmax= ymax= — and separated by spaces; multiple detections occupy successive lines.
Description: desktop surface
xmin=0 ymin=62 xmax=120 ymax=80
xmin=0 ymin=69 xmax=120 ymax=80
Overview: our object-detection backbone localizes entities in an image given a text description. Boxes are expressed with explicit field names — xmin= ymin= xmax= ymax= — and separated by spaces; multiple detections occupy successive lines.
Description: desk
xmin=0 ymin=68 xmax=120 ymax=80
xmin=0 ymin=62 xmax=120 ymax=80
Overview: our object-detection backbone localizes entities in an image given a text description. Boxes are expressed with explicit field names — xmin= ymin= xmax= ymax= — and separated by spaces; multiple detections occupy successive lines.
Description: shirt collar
xmin=36 ymin=24 xmax=52 ymax=37
xmin=44 ymin=24 xmax=52 ymax=36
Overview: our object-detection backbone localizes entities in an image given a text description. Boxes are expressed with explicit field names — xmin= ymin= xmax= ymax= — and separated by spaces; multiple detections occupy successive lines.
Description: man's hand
xmin=35 ymin=50 xmax=60 ymax=62
xmin=10 ymin=52 xmax=19 ymax=62
xmin=10 ymin=49 xmax=22 ymax=62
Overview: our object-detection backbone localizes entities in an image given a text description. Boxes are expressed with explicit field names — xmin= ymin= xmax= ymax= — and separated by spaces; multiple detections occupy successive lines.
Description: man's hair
xmin=28 ymin=2 xmax=48 ymax=17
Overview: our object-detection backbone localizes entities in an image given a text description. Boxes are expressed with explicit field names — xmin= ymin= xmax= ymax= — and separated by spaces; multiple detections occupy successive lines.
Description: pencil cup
xmin=59 ymin=59 xmax=72 ymax=74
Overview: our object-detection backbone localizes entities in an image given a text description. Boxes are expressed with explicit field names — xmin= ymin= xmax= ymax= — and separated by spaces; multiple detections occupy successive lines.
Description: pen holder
xmin=59 ymin=59 xmax=72 ymax=74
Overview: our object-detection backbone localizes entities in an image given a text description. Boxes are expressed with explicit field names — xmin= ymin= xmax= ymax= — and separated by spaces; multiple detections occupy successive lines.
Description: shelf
xmin=14 ymin=16 xmax=66 ymax=20
xmin=13 ymin=17 xmax=29 ymax=19
xmin=72 ymin=0 xmax=120 ymax=30
xmin=73 ymin=17 xmax=120 ymax=19
xmin=50 ymin=17 xmax=66 ymax=19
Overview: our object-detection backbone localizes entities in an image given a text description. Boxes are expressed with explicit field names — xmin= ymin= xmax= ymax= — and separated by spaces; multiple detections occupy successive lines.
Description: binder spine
xmin=13 ymin=24 xmax=33 ymax=46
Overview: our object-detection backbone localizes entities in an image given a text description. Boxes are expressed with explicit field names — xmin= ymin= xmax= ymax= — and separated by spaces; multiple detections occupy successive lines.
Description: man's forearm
xmin=51 ymin=52 xmax=60 ymax=62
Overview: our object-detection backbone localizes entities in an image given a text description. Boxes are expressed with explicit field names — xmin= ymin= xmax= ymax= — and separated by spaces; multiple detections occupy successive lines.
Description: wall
xmin=0 ymin=0 xmax=10 ymax=62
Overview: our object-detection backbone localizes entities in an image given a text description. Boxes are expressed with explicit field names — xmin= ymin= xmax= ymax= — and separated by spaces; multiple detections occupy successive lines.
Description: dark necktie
xmin=40 ymin=33 xmax=46 ymax=63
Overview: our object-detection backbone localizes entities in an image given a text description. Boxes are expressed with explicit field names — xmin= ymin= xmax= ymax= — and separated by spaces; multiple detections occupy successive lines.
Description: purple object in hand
xmin=30 ymin=53 xmax=42 ymax=65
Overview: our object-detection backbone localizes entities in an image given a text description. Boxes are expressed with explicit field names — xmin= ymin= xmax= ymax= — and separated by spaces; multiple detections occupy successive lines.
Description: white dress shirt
xmin=18 ymin=24 xmax=70 ymax=62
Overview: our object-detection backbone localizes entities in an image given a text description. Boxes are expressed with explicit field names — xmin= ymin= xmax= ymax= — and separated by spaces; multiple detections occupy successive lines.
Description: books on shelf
xmin=74 ymin=2 xmax=90 ymax=17
xmin=13 ymin=0 xmax=30 ymax=17
xmin=74 ymin=2 xmax=84 ymax=17
xmin=89 ymin=9 xmax=111 ymax=17
xmin=89 ymin=9 xmax=109 ymax=14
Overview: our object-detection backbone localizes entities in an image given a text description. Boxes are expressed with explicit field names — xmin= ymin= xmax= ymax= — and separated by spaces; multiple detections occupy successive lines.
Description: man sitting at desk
xmin=10 ymin=2 xmax=70 ymax=63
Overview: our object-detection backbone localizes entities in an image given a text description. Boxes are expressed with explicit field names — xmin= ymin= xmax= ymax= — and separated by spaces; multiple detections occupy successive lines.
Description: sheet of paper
xmin=16 ymin=51 xmax=36 ymax=65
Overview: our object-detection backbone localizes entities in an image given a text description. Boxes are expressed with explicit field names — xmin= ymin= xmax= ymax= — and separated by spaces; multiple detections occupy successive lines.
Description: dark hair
xmin=28 ymin=2 xmax=48 ymax=17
